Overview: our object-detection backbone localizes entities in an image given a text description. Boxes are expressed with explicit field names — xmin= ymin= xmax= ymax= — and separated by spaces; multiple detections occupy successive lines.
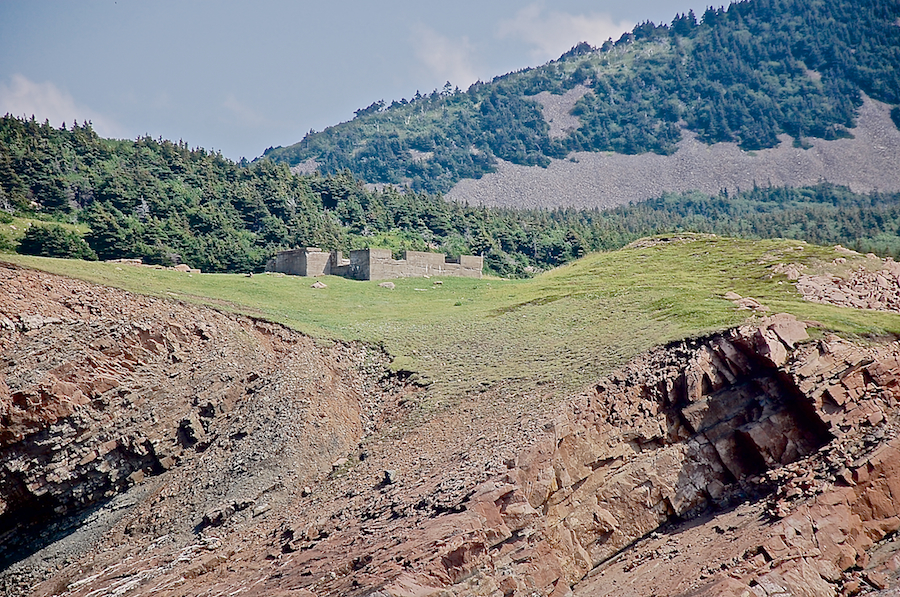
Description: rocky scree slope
xmin=271 ymin=0 xmax=900 ymax=202
xmin=447 ymin=95 xmax=900 ymax=210
xmin=3 ymin=263 xmax=900 ymax=597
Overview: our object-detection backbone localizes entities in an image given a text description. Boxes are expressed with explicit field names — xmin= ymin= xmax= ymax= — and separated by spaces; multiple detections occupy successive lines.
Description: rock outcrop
xmin=273 ymin=313 xmax=898 ymax=597
xmin=4 ymin=262 xmax=900 ymax=597
xmin=794 ymin=252 xmax=900 ymax=313
xmin=0 ymin=264 xmax=403 ymax=593
xmin=577 ymin=328 xmax=900 ymax=596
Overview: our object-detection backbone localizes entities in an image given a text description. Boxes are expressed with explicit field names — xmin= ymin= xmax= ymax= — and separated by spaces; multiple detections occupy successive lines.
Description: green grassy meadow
xmin=4 ymin=235 xmax=899 ymax=404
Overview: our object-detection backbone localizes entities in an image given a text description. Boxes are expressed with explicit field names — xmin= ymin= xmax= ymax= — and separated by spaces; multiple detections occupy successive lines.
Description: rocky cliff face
xmin=244 ymin=314 xmax=898 ymax=597
xmin=3 ymin=264 xmax=900 ymax=597
xmin=0 ymin=264 xmax=403 ymax=594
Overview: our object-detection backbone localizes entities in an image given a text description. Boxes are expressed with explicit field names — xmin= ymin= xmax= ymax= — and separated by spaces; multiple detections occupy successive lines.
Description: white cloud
xmin=0 ymin=74 xmax=122 ymax=137
xmin=223 ymin=93 xmax=269 ymax=128
xmin=498 ymin=3 xmax=633 ymax=61
xmin=410 ymin=24 xmax=480 ymax=89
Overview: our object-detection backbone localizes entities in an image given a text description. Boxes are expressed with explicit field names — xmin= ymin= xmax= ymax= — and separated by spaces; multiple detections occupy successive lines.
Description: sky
xmin=0 ymin=0 xmax=719 ymax=162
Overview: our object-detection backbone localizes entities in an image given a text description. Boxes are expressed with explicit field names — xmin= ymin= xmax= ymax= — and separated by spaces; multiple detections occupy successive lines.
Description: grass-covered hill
xmin=4 ymin=113 xmax=900 ymax=276
xmin=6 ymin=235 xmax=900 ymax=404
xmin=263 ymin=0 xmax=900 ymax=194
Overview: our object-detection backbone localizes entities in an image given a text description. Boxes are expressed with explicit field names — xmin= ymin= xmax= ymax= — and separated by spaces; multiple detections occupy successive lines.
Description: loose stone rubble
xmin=796 ymin=252 xmax=900 ymax=312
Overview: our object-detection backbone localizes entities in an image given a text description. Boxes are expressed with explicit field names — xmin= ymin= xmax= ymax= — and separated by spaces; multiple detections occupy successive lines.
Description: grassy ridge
xmin=5 ymin=236 xmax=899 ymax=404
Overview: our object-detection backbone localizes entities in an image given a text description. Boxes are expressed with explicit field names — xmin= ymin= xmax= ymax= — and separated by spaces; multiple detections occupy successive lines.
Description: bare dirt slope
xmin=3 ymin=262 xmax=900 ymax=597
xmin=447 ymin=95 xmax=900 ymax=209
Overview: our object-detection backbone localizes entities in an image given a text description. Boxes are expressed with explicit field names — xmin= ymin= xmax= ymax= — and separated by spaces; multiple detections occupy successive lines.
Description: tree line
xmin=3 ymin=114 xmax=900 ymax=277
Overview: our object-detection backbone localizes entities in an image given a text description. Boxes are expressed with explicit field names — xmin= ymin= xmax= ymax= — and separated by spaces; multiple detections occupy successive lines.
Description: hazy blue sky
xmin=0 ymin=1 xmax=719 ymax=161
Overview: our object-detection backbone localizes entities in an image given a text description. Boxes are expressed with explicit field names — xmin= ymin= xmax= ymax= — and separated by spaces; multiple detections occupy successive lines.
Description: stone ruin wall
xmin=271 ymin=247 xmax=482 ymax=280
xmin=272 ymin=248 xmax=332 ymax=277
xmin=344 ymin=248 xmax=482 ymax=280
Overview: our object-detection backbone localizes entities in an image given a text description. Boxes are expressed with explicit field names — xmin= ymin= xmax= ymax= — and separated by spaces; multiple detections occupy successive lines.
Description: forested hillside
xmin=263 ymin=0 xmax=900 ymax=193
xmin=3 ymin=0 xmax=900 ymax=276
xmin=3 ymin=113 xmax=900 ymax=276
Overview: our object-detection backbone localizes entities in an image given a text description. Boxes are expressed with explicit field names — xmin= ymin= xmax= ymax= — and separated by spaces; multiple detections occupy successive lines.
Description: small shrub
xmin=18 ymin=224 xmax=98 ymax=260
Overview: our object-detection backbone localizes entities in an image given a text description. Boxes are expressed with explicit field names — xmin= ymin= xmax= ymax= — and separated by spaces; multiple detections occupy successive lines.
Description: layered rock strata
xmin=73 ymin=312 xmax=895 ymax=597
xmin=293 ymin=313 xmax=898 ymax=597
xmin=0 ymin=264 xmax=400 ymax=592
xmin=251 ymin=314 xmax=896 ymax=597
xmin=4 ymin=262 xmax=900 ymax=597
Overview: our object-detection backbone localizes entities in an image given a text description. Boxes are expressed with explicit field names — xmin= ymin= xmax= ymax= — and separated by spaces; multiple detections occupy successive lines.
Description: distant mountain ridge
xmin=262 ymin=0 xmax=900 ymax=199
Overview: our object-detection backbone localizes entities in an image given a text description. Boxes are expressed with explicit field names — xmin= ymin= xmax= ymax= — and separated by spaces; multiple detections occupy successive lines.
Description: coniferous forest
xmin=3 ymin=114 xmax=900 ymax=277
xmin=1 ymin=0 xmax=900 ymax=276
xmin=264 ymin=0 xmax=900 ymax=193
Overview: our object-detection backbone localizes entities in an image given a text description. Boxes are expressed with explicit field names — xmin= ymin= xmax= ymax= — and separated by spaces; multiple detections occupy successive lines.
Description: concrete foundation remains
xmin=269 ymin=248 xmax=482 ymax=280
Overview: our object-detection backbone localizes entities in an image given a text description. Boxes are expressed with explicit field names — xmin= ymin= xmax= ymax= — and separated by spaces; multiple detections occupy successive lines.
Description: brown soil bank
xmin=2 ymin=265 xmax=900 ymax=597
xmin=447 ymin=95 xmax=900 ymax=210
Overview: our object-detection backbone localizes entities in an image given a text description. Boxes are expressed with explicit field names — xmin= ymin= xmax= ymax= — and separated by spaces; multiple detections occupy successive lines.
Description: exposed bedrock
xmin=266 ymin=315 xmax=900 ymax=597
xmin=0 ymin=264 xmax=398 ymax=586
xmin=4 ymin=260 xmax=900 ymax=597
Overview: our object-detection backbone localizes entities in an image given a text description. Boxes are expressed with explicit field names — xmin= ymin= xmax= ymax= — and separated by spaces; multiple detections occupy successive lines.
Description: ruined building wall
xmin=273 ymin=248 xmax=331 ymax=276
xmin=343 ymin=249 xmax=483 ymax=280
xmin=273 ymin=248 xmax=482 ymax=280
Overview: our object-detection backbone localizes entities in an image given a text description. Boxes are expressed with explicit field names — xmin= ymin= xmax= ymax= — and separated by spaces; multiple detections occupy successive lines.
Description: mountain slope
xmin=263 ymin=0 xmax=900 ymax=196
xmin=3 ymin=0 xmax=900 ymax=278
xmin=447 ymin=94 xmax=900 ymax=209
